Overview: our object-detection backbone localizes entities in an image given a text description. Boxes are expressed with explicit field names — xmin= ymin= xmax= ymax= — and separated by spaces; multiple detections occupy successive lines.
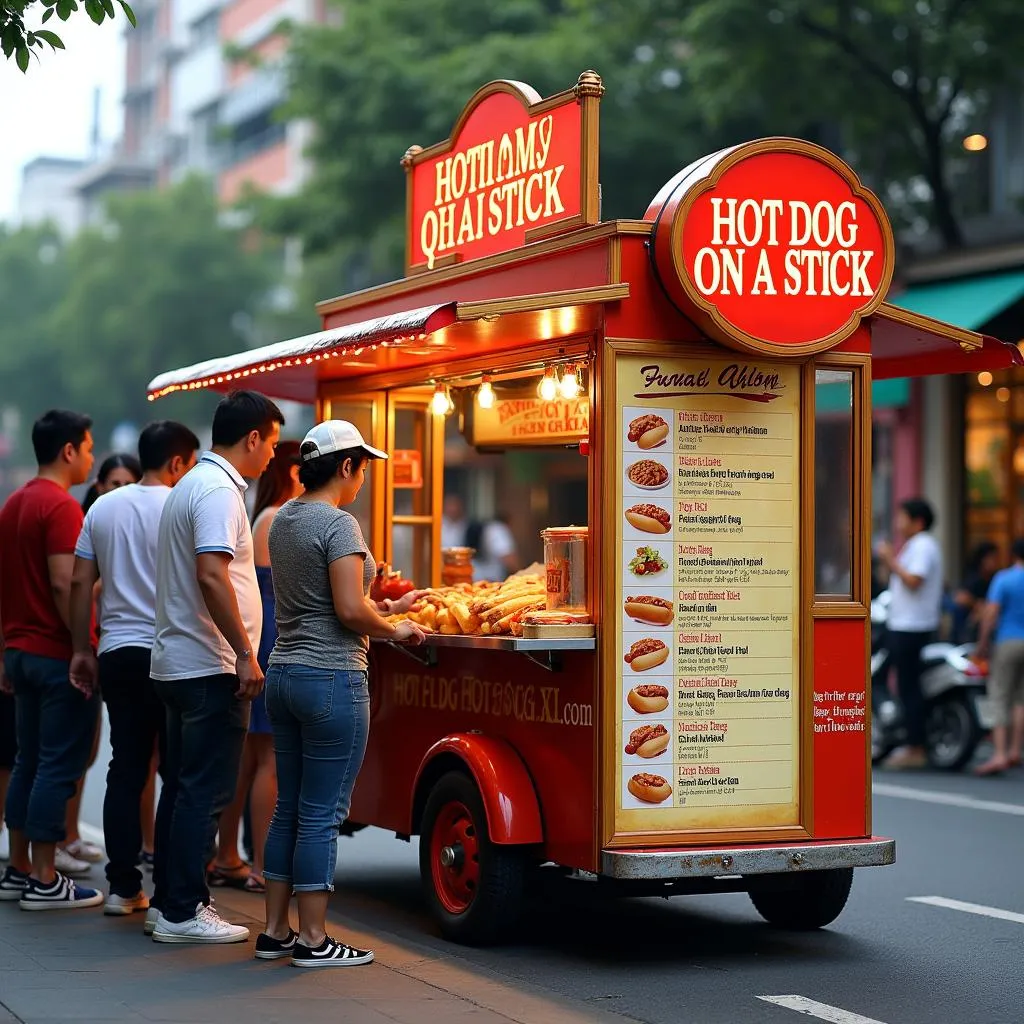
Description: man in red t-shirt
xmin=0 ymin=409 xmax=104 ymax=910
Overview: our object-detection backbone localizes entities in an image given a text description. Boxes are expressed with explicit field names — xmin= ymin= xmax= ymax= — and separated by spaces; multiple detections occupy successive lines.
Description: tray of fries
xmin=387 ymin=572 xmax=546 ymax=637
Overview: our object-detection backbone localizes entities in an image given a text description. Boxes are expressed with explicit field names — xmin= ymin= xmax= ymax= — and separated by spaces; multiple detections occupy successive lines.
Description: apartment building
xmin=78 ymin=0 xmax=323 ymax=214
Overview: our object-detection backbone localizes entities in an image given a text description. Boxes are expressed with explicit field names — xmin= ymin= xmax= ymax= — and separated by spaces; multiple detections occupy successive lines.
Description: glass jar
xmin=541 ymin=526 xmax=588 ymax=612
xmin=441 ymin=546 xmax=475 ymax=587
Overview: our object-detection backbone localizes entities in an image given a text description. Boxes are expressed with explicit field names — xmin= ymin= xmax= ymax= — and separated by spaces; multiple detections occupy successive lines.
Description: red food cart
xmin=148 ymin=71 xmax=1020 ymax=944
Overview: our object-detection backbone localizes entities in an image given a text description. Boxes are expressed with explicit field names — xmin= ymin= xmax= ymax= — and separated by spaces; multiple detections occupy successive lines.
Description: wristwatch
xmin=237 ymin=649 xmax=253 ymax=661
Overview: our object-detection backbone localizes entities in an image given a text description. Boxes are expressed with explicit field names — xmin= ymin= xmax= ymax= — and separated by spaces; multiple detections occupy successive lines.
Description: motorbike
xmin=870 ymin=591 xmax=997 ymax=770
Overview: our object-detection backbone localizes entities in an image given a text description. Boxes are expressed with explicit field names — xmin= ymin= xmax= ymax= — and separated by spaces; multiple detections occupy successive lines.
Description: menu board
xmin=614 ymin=353 xmax=801 ymax=834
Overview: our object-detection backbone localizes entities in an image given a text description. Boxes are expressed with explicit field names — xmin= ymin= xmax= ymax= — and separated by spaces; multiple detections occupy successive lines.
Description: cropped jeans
xmin=263 ymin=664 xmax=370 ymax=892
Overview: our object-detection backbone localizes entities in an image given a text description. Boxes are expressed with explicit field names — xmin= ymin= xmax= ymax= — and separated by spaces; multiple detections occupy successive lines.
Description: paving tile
xmin=0 ymin=991 xmax=143 ymax=1021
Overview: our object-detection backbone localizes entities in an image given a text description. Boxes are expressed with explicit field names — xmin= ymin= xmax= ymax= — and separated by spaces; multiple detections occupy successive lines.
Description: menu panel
xmin=614 ymin=353 xmax=801 ymax=834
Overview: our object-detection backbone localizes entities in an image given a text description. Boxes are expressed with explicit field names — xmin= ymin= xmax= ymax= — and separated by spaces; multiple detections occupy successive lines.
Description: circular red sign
xmin=650 ymin=140 xmax=894 ymax=355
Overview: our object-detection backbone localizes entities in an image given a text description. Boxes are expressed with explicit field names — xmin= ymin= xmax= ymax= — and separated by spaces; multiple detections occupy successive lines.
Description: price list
xmin=616 ymin=354 xmax=801 ymax=833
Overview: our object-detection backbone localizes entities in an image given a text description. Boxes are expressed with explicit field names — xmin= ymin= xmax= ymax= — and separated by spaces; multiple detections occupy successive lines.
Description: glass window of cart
xmin=319 ymin=395 xmax=377 ymax=543
xmin=814 ymin=369 xmax=854 ymax=600
xmin=389 ymin=394 xmax=439 ymax=586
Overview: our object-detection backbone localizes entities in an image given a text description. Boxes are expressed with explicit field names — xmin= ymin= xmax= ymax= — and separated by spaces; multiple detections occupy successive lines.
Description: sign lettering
xmin=404 ymin=76 xmax=603 ymax=272
xmin=650 ymin=140 xmax=895 ymax=355
xmin=469 ymin=396 xmax=590 ymax=447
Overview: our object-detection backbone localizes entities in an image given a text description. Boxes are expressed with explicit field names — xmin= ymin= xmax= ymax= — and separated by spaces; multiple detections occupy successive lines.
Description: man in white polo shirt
xmin=69 ymin=420 xmax=200 ymax=918
xmin=149 ymin=391 xmax=283 ymax=944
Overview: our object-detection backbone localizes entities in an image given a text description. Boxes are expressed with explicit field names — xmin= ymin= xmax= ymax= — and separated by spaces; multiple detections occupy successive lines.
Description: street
xmin=77 ymin=724 xmax=1024 ymax=1024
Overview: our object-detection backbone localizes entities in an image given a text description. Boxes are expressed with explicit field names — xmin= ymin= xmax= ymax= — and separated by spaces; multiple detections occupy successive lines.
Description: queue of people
xmin=0 ymin=391 xmax=425 ymax=968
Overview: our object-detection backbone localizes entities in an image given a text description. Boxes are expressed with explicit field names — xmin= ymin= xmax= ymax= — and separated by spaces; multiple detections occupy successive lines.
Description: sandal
xmin=244 ymin=874 xmax=266 ymax=894
xmin=208 ymin=862 xmax=251 ymax=889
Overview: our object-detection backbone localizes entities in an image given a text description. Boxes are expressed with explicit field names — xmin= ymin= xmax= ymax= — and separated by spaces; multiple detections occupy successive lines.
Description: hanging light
xmin=476 ymin=374 xmax=496 ymax=409
xmin=431 ymin=382 xmax=454 ymax=416
xmin=537 ymin=367 xmax=558 ymax=401
xmin=558 ymin=363 xmax=582 ymax=400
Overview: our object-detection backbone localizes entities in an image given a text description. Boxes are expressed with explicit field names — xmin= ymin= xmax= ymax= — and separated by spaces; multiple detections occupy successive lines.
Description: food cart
xmin=148 ymin=71 xmax=1021 ymax=944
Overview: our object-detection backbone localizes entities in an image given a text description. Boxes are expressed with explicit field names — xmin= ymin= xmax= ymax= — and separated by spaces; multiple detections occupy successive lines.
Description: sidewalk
xmin=0 ymin=870 xmax=631 ymax=1024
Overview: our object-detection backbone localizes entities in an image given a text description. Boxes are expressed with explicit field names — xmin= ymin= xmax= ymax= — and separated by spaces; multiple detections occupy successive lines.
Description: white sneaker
xmin=152 ymin=902 xmax=250 ymax=944
xmin=104 ymin=891 xmax=150 ymax=916
xmin=0 ymin=827 xmax=10 ymax=861
xmin=143 ymin=906 xmax=161 ymax=936
xmin=54 ymin=847 xmax=91 ymax=878
xmin=64 ymin=839 xmax=105 ymax=864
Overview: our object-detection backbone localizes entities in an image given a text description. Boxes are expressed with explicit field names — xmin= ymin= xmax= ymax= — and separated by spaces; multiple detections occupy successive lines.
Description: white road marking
xmin=907 ymin=895 xmax=1024 ymax=925
xmin=757 ymin=995 xmax=889 ymax=1023
xmin=873 ymin=781 xmax=1024 ymax=816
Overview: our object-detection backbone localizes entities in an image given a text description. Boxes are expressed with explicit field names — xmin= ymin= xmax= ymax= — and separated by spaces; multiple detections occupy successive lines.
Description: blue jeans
xmin=264 ymin=665 xmax=370 ymax=891
xmin=3 ymin=650 xmax=100 ymax=844
xmin=152 ymin=675 xmax=249 ymax=922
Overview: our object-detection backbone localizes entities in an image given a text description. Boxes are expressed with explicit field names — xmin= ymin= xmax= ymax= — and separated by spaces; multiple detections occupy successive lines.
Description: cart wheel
xmin=419 ymin=771 xmax=527 ymax=945
xmin=748 ymin=868 xmax=854 ymax=930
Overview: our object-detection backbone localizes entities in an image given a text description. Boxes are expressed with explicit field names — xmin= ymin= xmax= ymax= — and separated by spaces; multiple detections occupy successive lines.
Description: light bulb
xmin=537 ymin=368 xmax=558 ymax=401
xmin=558 ymin=364 xmax=581 ymax=399
xmin=476 ymin=376 xmax=495 ymax=409
xmin=431 ymin=383 xmax=452 ymax=416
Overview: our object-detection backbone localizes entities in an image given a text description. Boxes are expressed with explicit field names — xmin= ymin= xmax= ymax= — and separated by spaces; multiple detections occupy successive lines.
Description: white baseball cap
xmin=300 ymin=420 xmax=388 ymax=462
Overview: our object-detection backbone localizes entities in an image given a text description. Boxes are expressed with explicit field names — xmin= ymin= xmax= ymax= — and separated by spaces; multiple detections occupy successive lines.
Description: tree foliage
xmin=635 ymin=0 xmax=1024 ymax=246
xmin=0 ymin=178 xmax=274 ymax=458
xmin=267 ymin=0 xmax=754 ymax=288
xmin=268 ymin=0 xmax=1024 ymax=280
xmin=1 ymin=0 xmax=134 ymax=70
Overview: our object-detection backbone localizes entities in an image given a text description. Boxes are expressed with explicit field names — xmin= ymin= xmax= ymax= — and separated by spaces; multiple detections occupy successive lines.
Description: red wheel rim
xmin=430 ymin=800 xmax=480 ymax=915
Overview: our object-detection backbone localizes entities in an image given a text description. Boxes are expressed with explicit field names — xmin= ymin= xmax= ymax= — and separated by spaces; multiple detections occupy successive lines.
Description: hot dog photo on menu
xmin=624 ymin=409 xmax=670 ymax=450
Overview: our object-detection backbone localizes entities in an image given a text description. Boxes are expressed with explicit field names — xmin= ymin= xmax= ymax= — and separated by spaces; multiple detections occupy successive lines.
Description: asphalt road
xmin=81 ymin=723 xmax=1024 ymax=1024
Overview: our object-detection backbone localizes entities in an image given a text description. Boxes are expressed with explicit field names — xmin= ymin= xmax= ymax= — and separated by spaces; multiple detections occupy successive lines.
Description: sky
xmin=0 ymin=15 xmax=125 ymax=223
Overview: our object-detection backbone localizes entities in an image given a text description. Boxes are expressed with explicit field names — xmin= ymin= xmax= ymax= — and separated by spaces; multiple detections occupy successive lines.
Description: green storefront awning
xmin=888 ymin=268 xmax=1024 ymax=331
xmin=817 ymin=377 xmax=910 ymax=412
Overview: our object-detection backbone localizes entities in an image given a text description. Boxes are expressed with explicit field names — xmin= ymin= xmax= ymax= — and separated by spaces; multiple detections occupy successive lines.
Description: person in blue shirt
xmin=975 ymin=537 xmax=1024 ymax=776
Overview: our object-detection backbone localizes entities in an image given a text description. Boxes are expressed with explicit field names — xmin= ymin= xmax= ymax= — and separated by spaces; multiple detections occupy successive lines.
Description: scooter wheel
xmin=926 ymin=693 xmax=981 ymax=771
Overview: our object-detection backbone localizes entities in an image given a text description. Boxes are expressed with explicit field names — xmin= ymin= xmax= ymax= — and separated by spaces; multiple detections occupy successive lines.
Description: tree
xmin=270 ymin=0 xmax=1024 ymax=276
xmin=0 ymin=224 xmax=69 ymax=462
xmin=266 ymin=0 xmax=752 ymax=287
xmin=42 ymin=177 xmax=274 ymax=446
xmin=2 ymin=0 xmax=134 ymax=70
xmin=611 ymin=0 xmax=1024 ymax=247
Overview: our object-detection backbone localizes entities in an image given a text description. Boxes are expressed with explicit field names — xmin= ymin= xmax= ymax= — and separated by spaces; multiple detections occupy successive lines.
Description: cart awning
xmin=147 ymin=304 xmax=460 ymax=403
xmin=147 ymin=284 xmax=629 ymax=403
xmin=871 ymin=303 xmax=1023 ymax=379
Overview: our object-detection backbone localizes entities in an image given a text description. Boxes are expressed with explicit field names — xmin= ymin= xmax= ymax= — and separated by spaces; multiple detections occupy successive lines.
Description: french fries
xmin=388 ymin=574 xmax=545 ymax=636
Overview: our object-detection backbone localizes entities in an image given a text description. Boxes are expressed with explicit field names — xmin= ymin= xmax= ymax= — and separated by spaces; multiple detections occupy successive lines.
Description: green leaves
xmin=2 ymin=0 xmax=136 ymax=69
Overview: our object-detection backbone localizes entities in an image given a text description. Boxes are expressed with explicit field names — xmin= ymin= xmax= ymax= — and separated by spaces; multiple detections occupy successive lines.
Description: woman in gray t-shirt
xmin=257 ymin=420 xmax=424 ymax=968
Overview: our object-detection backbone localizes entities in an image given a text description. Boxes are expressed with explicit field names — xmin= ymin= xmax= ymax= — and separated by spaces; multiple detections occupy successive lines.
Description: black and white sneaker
xmin=0 ymin=865 xmax=29 ymax=901
xmin=19 ymin=872 xmax=104 ymax=911
xmin=254 ymin=928 xmax=298 ymax=960
xmin=291 ymin=935 xmax=374 ymax=969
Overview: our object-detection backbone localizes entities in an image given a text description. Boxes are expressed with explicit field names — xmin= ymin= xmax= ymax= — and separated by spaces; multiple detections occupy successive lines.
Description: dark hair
xmin=968 ymin=540 xmax=999 ymax=572
xmin=901 ymin=497 xmax=935 ymax=532
xmin=298 ymin=446 xmax=368 ymax=491
xmin=1012 ymin=538 xmax=1024 ymax=563
xmin=253 ymin=440 xmax=301 ymax=521
xmin=81 ymin=452 xmax=142 ymax=513
xmin=138 ymin=420 xmax=200 ymax=473
xmin=32 ymin=409 xmax=92 ymax=466
xmin=211 ymin=390 xmax=285 ymax=448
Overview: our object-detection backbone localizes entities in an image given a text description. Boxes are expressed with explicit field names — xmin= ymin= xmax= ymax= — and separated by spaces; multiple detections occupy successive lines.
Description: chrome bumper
xmin=600 ymin=838 xmax=895 ymax=880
